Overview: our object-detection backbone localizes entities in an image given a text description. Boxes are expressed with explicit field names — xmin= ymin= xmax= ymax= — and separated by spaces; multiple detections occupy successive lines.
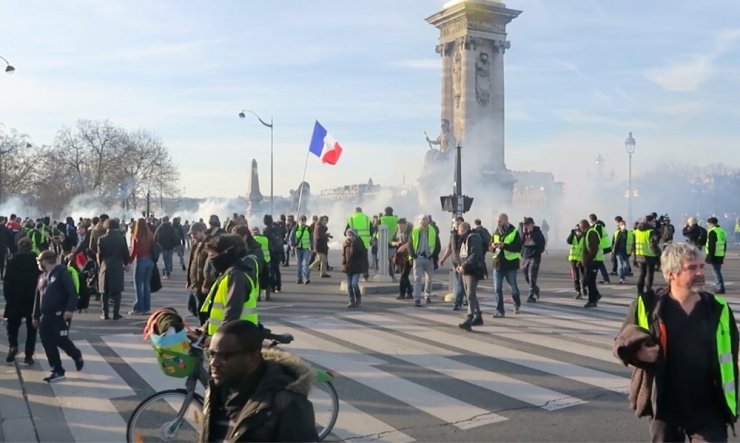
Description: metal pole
xmin=270 ymin=118 xmax=274 ymax=216
xmin=628 ymin=153 xmax=633 ymax=223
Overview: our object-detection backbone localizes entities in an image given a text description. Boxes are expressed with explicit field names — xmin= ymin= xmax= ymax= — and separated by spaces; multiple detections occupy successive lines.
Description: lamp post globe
xmin=0 ymin=56 xmax=14 ymax=74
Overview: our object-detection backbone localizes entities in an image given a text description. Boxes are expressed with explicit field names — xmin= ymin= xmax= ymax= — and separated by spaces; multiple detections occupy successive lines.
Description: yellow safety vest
xmin=635 ymin=295 xmax=737 ymax=417
xmin=584 ymin=227 xmax=604 ymax=261
xmin=735 ymin=223 xmax=740 ymax=234
xmin=613 ymin=229 xmax=635 ymax=256
xmin=410 ymin=225 xmax=437 ymax=256
xmin=201 ymin=272 xmax=258 ymax=336
xmin=253 ymin=235 xmax=271 ymax=263
xmin=293 ymin=226 xmax=311 ymax=250
xmin=379 ymin=215 xmax=398 ymax=241
xmin=634 ymin=229 xmax=657 ymax=257
xmin=492 ymin=228 xmax=521 ymax=261
xmin=568 ymin=235 xmax=584 ymax=262
xmin=597 ymin=225 xmax=610 ymax=250
xmin=706 ymin=226 xmax=727 ymax=258
xmin=67 ymin=266 xmax=80 ymax=295
xmin=348 ymin=213 xmax=372 ymax=248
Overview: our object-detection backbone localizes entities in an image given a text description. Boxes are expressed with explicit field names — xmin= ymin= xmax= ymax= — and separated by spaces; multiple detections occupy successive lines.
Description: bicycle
xmin=126 ymin=327 xmax=339 ymax=442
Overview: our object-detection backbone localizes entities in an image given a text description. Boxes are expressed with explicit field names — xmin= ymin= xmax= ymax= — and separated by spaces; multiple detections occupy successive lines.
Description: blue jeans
xmin=711 ymin=262 xmax=725 ymax=291
xmin=162 ymin=249 xmax=174 ymax=276
xmin=453 ymin=270 xmax=465 ymax=307
xmin=615 ymin=251 xmax=629 ymax=280
xmin=296 ymin=248 xmax=311 ymax=281
xmin=494 ymin=268 xmax=520 ymax=314
xmin=134 ymin=256 xmax=154 ymax=313
xmin=346 ymin=273 xmax=361 ymax=303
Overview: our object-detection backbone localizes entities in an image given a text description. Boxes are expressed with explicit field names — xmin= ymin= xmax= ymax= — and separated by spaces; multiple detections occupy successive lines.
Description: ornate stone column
xmin=427 ymin=0 xmax=521 ymax=203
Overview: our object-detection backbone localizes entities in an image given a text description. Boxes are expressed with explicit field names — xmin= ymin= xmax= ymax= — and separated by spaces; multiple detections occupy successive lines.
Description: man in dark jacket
xmin=33 ymin=250 xmax=84 ymax=382
xmin=154 ymin=216 xmax=179 ymax=279
xmin=520 ymin=217 xmax=546 ymax=303
xmin=635 ymin=215 xmax=662 ymax=295
xmin=491 ymin=213 xmax=522 ymax=317
xmin=200 ymin=320 xmax=318 ymax=442
xmin=682 ymin=217 xmax=707 ymax=249
xmin=3 ymin=238 xmax=41 ymax=364
xmin=614 ymin=242 xmax=738 ymax=441
xmin=457 ymin=222 xmax=485 ymax=331
xmin=97 ymin=219 xmax=130 ymax=320
xmin=186 ymin=222 xmax=209 ymax=325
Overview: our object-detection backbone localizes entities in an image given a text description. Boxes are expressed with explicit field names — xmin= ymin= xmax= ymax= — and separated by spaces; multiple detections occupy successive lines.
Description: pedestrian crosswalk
xmin=13 ymin=289 xmax=740 ymax=442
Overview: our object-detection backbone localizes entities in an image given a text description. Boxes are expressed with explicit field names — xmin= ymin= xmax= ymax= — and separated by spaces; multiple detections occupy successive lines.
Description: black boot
xmin=458 ymin=316 xmax=473 ymax=331
xmin=471 ymin=315 xmax=483 ymax=326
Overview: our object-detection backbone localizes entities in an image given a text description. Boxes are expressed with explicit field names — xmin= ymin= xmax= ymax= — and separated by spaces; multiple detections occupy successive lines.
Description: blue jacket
xmin=33 ymin=264 xmax=79 ymax=319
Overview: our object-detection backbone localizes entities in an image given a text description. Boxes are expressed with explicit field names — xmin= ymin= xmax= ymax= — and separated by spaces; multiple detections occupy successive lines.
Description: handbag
xmin=150 ymin=265 xmax=162 ymax=293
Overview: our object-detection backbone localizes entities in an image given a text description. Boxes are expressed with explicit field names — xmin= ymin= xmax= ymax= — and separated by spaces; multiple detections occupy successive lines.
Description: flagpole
xmin=296 ymin=148 xmax=311 ymax=217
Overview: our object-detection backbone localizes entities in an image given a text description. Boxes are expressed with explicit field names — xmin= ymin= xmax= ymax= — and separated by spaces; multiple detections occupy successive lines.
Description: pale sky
xmin=1 ymin=0 xmax=739 ymax=198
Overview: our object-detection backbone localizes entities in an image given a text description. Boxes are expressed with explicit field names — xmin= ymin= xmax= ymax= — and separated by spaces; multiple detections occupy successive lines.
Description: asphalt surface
xmin=1 ymin=247 xmax=739 ymax=442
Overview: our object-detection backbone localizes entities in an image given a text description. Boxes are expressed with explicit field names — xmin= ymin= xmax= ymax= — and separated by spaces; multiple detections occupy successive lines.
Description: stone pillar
xmin=427 ymin=0 xmax=521 ymax=201
xmin=373 ymin=225 xmax=393 ymax=282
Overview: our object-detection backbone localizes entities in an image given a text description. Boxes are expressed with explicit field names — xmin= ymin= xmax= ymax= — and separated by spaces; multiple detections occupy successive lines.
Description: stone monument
xmin=246 ymin=158 xmax=263 ymax=214
xmin=425 ymin=0 xmax=521 ymax=204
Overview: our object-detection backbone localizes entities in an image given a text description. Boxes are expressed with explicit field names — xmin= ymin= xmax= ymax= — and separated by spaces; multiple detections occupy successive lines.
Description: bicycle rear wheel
xmin=126 ymin=389 xmax=204 ymax=443
xmin=309 ymin=379 xmax=339 ymax=441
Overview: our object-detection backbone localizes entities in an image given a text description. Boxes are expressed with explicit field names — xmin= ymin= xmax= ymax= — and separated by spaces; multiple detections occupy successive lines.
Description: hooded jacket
xmin=3 ymin=251 xmax=42 ymax=318
xmin=33 ymin=264 xmax=79 ymax=318
xmin=199 ymin=348 xmax=319 ymax=443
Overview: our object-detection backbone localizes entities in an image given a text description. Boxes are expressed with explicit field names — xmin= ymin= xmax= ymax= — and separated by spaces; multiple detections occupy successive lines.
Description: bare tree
xmin=0 ymin=128 xmax=38 ymax=204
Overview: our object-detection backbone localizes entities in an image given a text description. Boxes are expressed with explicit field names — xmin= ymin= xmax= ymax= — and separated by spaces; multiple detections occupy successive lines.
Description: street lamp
xmin=625 ymin=131 xmax=636 ymax=223
xmin=0 ymin=56 xmax=15 ymax=73
xmin=238 ymin=109 xmax=274 ymax=215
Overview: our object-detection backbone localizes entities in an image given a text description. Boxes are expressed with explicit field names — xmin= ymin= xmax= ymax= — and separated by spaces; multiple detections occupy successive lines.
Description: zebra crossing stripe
xmin=329 ymin=399 xmax=415 ymax=443
xmin=45 ymin=340 xmax=134 ymax=443
xmin=276 ymin=322 xmax=508 ymax=430
xmin=293 ymin=315 xmax=585 ymax=411
xmin=387 ymin=309 xmax=629 ymax=394
xmin=490 ymin=302 xmax=625 ymax=333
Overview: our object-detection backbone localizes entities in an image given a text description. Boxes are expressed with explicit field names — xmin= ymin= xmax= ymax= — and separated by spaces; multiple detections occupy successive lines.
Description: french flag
xmin=308 ymin=120 xmax=343 ymax=165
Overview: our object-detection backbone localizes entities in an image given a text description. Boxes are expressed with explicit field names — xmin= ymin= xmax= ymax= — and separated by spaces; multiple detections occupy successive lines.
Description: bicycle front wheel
xmin=127 ymin=389 xmax=204 ymax=443
xmin=310 ymin=379 xmax=339 ymax=441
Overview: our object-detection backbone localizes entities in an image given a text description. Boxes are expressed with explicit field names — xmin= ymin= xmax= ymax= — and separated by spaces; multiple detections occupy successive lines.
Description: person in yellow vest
xmin=706 ymin=217 xmax=727 ymax=295
xmin=379 ymin=207 xmax=399 ymax=278
xmin=491 ymin=213 xmax=523 ymax=317
xmin=588 ymin=214 xmax=612 ymax=284
xmin=634 ymin=214 xmax=662 ymax=295
xmin=613 ymin=218 xmax=634 ymax=285
xmin=200 ymin=234 xmax=258 ymax=336
xmin=346 ymin=207 xmax=372 ymax=281
xmin=734 ymin=217 xmax=740 ymax=245
xmin=613 ymin=242 xmax=738 ymax=441
xmin=566 ymin=222 xmax=586 ymax=300
xmin=408 ymin=214 xmax=437 ymax=307
xmin=290 ymin=215 xmax=313 ymax=284
xmin=580 ymin=219 xmax=602 ymax=308
xmin=251 ymin=226 xmax=273 ymax=301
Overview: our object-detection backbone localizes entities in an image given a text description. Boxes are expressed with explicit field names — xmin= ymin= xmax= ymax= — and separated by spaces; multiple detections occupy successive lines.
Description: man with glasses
xmin=199 ymin=320 xmax=318 ymax=442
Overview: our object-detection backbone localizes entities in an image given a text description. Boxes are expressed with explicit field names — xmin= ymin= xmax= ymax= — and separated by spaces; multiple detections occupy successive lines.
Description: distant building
xmin=511 ymin=171 xmax=564 ymax=210
xmin=319 ymin=178 xmax=381 ymax=201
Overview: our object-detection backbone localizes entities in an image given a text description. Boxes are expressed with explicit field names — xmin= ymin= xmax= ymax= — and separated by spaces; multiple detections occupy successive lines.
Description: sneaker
xmin=24 ymin=355 xmax=34 ymax=366
xmin=100 ymin=314 xmax=110 ymax=320
xmin=492 ymin=311 xmax=505 ymax=318
xmin=452 ymin=305 xmax=461 ymax=311
xmin=6 ymin=346 xmax=17 ymax=363
xmin=471 ymin=316 xmax=484 ymax=326
xmin=296 ymin=280 xmax=303 ymax=284
xmin=304 ymin=279 xmax=311 ymax=284
xmin=74 ymin=357 xmax=84 ymax=371
xmin=405 ymin=294 xmax=413 ymax=299
xmin=347 ymin=301 xmax=357 ymax=308
xmin=574 ymin=292 xmax=583 ymax=300
xmin=127 ymin=310 xmax=142 ymax=315
xmin=609 ymin=271 xmax=618 ymax=276
xmin=584 ymin=302 xmax=598 ymax=308
xmin=321 ymin=274 xmax=331 ymax=278
xmin=618 ymin=279 xmax=625 ymax=284
xmin=113 ymin=314 xmax=123 ymax=320
xmin=44 ymin=372 xmax=66 ymax=383
xmin=514 ymin=306 xmax=521 ymax=314
xmin=425 ymin=296 xmax=431 ymax=304
xmin=526 ymin=295 xmax=537 ymax=303
xmin=414 ymin=300 xmax=424 ymax=307
xmin=395 ymin=295 xmax=406 ymax=300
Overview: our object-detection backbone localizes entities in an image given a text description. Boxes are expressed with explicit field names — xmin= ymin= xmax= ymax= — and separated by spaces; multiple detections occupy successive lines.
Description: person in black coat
xmin=97 ymin=219 xmax=130 ymax=320
xmin=3 ymin=238 xmax=41 ymax=364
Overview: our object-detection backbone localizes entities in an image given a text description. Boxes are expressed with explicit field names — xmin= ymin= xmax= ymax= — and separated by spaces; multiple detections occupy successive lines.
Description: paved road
xmin=1 ymin=249 xmax=738 ymax=442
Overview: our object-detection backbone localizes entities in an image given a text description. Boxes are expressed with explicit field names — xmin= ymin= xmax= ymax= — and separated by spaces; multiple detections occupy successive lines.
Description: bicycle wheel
xmin=126 ymin=389 xmax=204 ymax=443
xmin=309 ymin=378 xmax=339 ymax=441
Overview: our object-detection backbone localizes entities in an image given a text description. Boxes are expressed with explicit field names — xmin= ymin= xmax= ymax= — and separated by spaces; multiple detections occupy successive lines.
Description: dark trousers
xmin=638 ymin=262 xmax=656 ymax=295
xmin=569 ymin=261 xmax=585 ymax=295
xmin=0 ymin=250 xmax=6 ymax=279
xmin=188 ymin=291 xmax=209 ymax=326
xmin=585 ymin=262 xmax=601 ymax=304
xmin=399 ymin=265 xmax=412 ymax=297
xmin=39 ymin=314 xmax=81 ymax=374
xmin=453 ymin=270 xmax=465 ymax=307
xmin=521 ymin=256 xmax=541 ymax=296
xmin=102 ymin=291 xmax=121 ymax=317
xmin=6 ymin=314 xmax=37 ymax=356
xmin=650 ymin=419 xmax=727 ymax=443
xmin=269 ymin=258 xmax=282 ymax=291
xmin=597 ymin=260 xmax=610 ymax=282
